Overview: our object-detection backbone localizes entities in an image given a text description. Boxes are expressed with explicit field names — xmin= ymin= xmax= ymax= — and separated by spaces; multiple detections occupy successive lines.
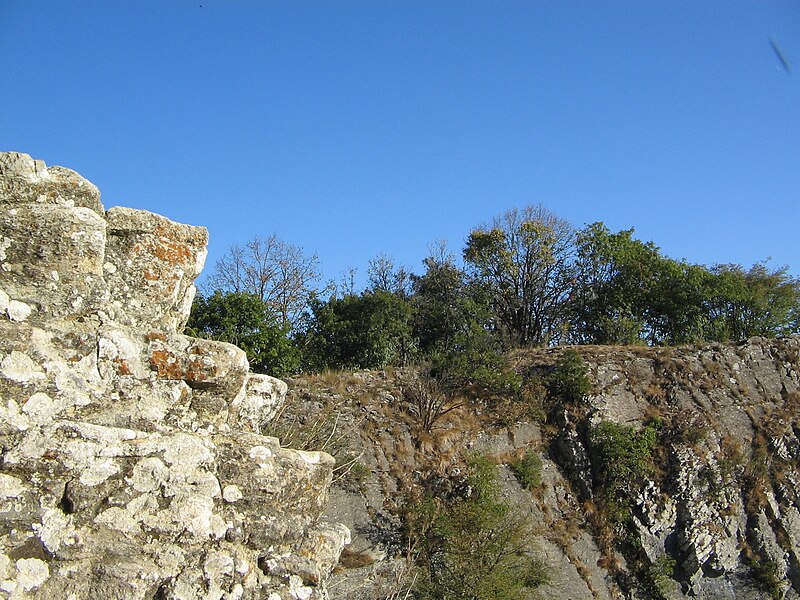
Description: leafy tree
xmin=300 ymin=290 xmax=415 ymax=371
xmin=705 ymin=262 xmax=800 ymax=341
xmin=572 ymin=223 xmax=715 ymax=345
xmin=207 ymin=234 xmax=321 ymax=329
xmin=186 ymin=291 xmax=300 ymax=377
xmin=570 ymin=222 xmax=661 ymax=345
xmin=411 ymin=244 xmax=489 ymax=356
xmin=464 ymin=205 xmax=576 ymax=346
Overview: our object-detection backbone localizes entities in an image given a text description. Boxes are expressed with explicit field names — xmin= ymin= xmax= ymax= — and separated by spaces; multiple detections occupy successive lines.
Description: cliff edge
xmin=0 ymin=152 xmax=348 ymax=600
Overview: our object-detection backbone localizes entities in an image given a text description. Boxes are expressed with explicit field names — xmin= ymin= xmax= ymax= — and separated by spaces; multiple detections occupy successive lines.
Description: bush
xmin=509 ymin=450 xmax=543 ymax=490
xmin=410 ymin=455 xmax=549 ymax=600
xmin=403 ymin=372 xmax=465 ymax=433
xmin=589 ymin=421 xmax=657 ymax=524
xmin=429 ymin=325 xmax=522 ymax=398
xmin=548 ymin=349 xmax=590 ymax=403
xmin=186 ymin=291 xmax=300 ymax=377
xmin=747 ymin=558 xmax=783 ymax=600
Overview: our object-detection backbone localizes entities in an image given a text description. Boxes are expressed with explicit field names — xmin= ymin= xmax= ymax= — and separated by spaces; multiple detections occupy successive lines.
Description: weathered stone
xmin=104 ymin=206 xmax=207 ymax=332
xmin=0 ymin=153 xmax=348 ymax=600
xmin=0 ymin=152 xmax=103 ymax=214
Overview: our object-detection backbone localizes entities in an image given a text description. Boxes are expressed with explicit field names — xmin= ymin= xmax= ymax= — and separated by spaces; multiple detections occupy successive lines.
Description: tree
xmin=367 ymin=253 xmax=412 ymax=296
xmin=412 ymin=244 xmax=480 ymax=355
xmin=463 ymin=205 xmax=577 ymax=346
xmin=705 ymin=262 xmax=800 ymax=340
xmin=571 ymin=223 xmax=800 ymax=345
xmin=300 ymin=290 xmax=416 ymax=371
xmin=186 ymin=291 xmax=300 ymax=377
xmin=570 ymin=222 xmax=661 ymax=345
xmin=206 ymin=234 xmax=321 ymax=329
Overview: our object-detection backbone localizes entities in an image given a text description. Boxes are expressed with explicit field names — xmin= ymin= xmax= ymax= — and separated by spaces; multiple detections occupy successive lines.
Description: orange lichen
xmin=150 ymin=349 xmax=209 ymax=384
xmin=151 ymin=240 xmax=193 ymax=264
xmin=114 ymin=358 xmax=132 ymax=376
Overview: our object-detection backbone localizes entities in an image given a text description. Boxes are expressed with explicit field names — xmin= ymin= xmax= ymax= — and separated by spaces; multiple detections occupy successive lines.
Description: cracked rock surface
xmin=0 ymin=152 xmax=349 ymax=600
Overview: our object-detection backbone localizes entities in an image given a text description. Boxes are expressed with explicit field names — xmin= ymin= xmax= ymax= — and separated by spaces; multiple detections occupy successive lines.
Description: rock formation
xmin=278 ymin=339 xmax=800 ymax=599
xmin=0 ymin=152 xmax=348 ymax=600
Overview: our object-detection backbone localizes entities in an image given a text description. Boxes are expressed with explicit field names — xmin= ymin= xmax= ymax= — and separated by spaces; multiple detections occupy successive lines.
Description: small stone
xmin=15 ymin=558 xmax=49 ymax=591
xmin=222 ymin=485 xmax=243 ymax=503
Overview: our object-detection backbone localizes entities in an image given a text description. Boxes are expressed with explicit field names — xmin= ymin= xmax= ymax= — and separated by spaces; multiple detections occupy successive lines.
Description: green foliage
xmin=548 ymin=349 xmax=591 ymax=403
xmin=463 ymin=205 xmax=577 ymax=347
xmin=428 ymin=323 xmax=521 ymax=398
xmin=186 ymin=291 xmax=299 ymax=377
xmin=746 ymin=558 xmax=783 ymax=599
xmin=705 ymin=262 xmax=800 ymax=341
xmin=300 ymin=290 xmax=416 ymax=371
xmin=649 ymin=556 xmax=677 ymax=596
xmin=589 ymin=421 xmax=658 ymax=523
xmin=411 ymin=455 xmax=549 ymax=600
xmin=509 ymin=450 xmax=543 ymax=490
xmin=411 ymin=252 xmax=486 ymax=356
xmin=571 ymin=222 xmax=800 ymax=345
xmin=198 ymin=209 xmax=800 ymax=380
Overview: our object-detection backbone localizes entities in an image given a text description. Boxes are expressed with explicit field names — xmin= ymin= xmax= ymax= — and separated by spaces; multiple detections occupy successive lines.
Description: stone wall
xmin=0 ymin=152 xmax=348 ymax=600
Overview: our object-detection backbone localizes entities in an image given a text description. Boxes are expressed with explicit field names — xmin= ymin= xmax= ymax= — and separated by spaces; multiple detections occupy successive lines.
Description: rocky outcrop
xmin=277 ymin=338 xmax=800 ymax=599
xmin=0 ymin=152 xmax=348 ymax=599
xmin=568 ymin=339 xmax=800 ymax=599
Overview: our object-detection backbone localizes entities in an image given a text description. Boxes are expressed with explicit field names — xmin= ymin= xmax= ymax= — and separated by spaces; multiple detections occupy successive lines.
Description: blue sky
xmin=2 ymin=1 xmax=799 ymax=289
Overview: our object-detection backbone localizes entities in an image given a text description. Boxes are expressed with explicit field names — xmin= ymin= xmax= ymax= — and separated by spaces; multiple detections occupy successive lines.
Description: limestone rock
xmin=0 ymin=152 xmax=347 ymax=600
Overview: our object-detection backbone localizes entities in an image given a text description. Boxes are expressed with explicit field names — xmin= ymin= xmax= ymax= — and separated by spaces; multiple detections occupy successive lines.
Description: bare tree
xmin=367 ymin=252 xmax=412 ymax=296
xmin=403 ymin=372 xmax=465 ymax=433
xmin=207 ymin=234 xmax=321 ymax=328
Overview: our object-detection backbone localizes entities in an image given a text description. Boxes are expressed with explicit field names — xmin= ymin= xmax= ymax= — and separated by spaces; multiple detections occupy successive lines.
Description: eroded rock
xmin=0 ymin=152 xmax=347 ymax=599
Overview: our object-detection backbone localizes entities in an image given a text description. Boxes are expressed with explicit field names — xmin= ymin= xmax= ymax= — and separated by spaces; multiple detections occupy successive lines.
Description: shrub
xmin=589 ymin=421 xmax=657 ymax=524
xmin=409 ymin=455 xmax=549 ymax=600
xmin=548 ymin=349 xmax=590 ymax=403
xmin=509 ymin=450 xmax=543 ymax=490
xmin=403 ymin=372 xmax=465 ymax=433
xmin=747 ymin=558 xmax=783 ymax=599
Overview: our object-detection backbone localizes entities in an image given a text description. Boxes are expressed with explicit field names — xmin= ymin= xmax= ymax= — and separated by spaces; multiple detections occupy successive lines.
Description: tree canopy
xmin=188 ymin=205 xmax=800 ymax=378
xmin=206 ymin=234 xmax=321 ymax=329
xmin=186 ymin=291 xmax=299 ymax=377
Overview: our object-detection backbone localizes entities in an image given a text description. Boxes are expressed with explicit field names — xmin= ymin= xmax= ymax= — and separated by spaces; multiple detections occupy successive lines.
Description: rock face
xmin=278 ymin=339 xmax=800 ymax=599
xmin=570 ymin=339 xmax=800 ymax=599
xmin=0 ymin=153 xmax=348 ymax=599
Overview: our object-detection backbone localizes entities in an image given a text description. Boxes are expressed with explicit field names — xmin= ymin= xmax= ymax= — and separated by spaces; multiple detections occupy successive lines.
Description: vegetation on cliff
xmin=188 ymin=204 xmax=799 ymax=378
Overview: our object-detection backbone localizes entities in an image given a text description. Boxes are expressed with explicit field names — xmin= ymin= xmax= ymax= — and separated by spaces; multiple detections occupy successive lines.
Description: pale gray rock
xmin=0 ymin=152 xmax=348 ymax=600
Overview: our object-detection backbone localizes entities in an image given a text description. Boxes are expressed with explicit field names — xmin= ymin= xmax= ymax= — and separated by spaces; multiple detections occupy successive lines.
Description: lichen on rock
xmin=0 ymin=152 xmax=348 ymax=599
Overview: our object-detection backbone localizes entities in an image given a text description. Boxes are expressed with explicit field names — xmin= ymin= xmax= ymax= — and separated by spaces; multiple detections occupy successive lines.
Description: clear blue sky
xmin=2 ymin=1 xmax=799 ymax=289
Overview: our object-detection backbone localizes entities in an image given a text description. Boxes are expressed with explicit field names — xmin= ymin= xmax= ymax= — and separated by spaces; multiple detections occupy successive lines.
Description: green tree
xmin=412 ymin=244 xmax=490 ymax=356
xmin=571 ymin=222 xmax=661 ymax=345
xmin=464 ymin=205 xmax=577 ymax=347
xmin=572 ymin=223 xmax=716 ymax=346
xmin=300 ymin=290 xmax=415 ymax=371
xmin=705 ymin=262 xmax=800 ymax=341
xmin=186 ymin=291 xmax=300 ymax=377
